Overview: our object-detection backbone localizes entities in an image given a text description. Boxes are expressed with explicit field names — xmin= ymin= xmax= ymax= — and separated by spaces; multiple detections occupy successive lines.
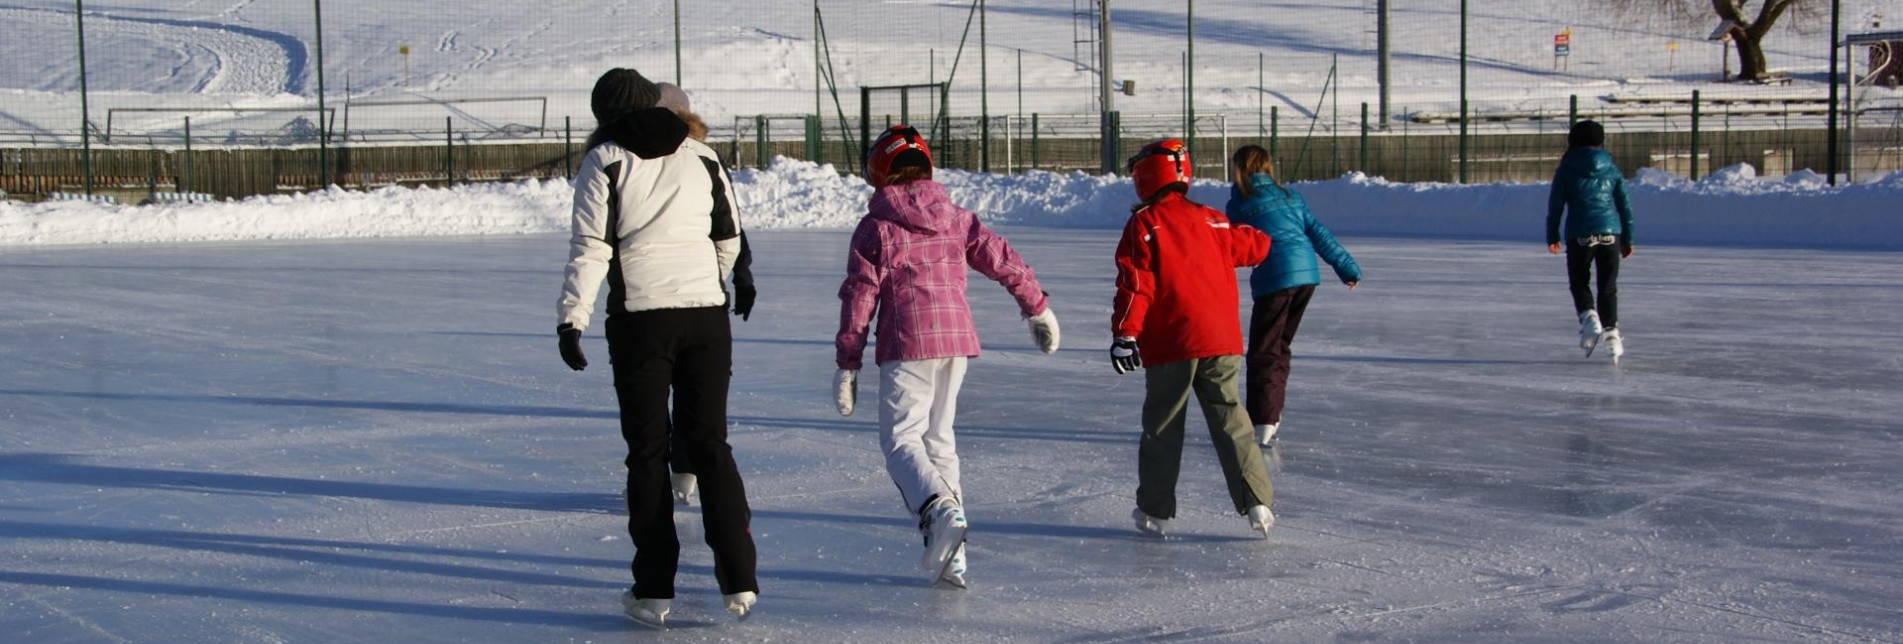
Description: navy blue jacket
xmin=1546 ymin=147 xmax=1635 ymax=246
xmin=1224 ymin=174 xmax=1361 ymax=299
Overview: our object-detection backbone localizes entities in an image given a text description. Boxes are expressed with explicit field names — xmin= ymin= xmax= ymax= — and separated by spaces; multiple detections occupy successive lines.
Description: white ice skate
xmin=1578 ymin=311 xmax=1603 ymax=356
xmin=1247 ymin=505 xmax=1275 ymax=539
xmin=724 ymin=591 xmax=757 ymax=621
xmin=936 ymin=543 xmax=968 ymax=588
xmin=1255 ymin=423 xmax=1279 ymax=446
xmin=671 ymin=472 xmax=697 ymax=506
xmin=1601 ymin=328 xmax=1624 ymax=364
xmin=1131 ymin=507 xmax=1169 ymax=537
xmin=620 ymin=590 xmax=669 ymax=629
xmin=919 ymin=497 xmax=969 ymax=584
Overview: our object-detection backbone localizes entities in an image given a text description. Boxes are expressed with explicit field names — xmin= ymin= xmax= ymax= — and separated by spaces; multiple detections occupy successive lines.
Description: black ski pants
xmin=1246 ymin=285 xmax=1316 ymax=427
xmin=606 ymin=306 xmax=757 ymax=599
xmin=1566 ymin=238 xmax=1621 ymax=329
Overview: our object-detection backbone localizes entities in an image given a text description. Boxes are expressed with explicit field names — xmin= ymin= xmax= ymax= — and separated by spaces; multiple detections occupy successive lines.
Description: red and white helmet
xmin=1127 ymin=139 xmax=1191 ymax=202
xmin=864 ymin=125 xmax=932 ymax=188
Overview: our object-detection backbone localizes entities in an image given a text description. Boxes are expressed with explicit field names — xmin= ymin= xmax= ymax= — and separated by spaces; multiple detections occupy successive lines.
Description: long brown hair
xmin=1230 ymin=145 xmax=1276 ymax=198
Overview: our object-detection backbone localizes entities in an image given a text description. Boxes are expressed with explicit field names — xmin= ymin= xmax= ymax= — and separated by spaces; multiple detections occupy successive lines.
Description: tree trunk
xmin=1734 ymin=30 xmax=1771 ymax=80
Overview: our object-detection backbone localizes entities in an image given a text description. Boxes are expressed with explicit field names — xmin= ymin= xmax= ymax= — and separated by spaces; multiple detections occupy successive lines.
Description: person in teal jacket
xmin=1224 ymin=145 xmax=1361 ymax=447
xmin=1546 ymin=120 xmax=1634 ymax=362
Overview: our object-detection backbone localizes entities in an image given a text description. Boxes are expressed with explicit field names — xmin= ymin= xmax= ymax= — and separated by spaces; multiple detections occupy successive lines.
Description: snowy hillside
xmin=4 ymin=0 xmax=1899 ymax=139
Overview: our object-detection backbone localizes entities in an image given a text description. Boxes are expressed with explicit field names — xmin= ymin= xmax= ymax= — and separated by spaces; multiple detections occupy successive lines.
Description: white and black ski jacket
xmin=559 ymin=108 xmax=742 ymax=331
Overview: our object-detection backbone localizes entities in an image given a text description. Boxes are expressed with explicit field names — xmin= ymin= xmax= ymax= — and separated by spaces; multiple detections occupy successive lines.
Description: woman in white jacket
xmin=554 ymin=68 xmax=755 ymax=627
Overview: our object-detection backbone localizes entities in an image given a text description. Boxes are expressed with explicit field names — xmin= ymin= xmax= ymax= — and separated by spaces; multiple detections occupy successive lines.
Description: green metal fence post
xmin=1458 ymin=0 xmax=1468 ymax=184
xmin=1690 ymin=89 xmax=1701 ymax=181
xmin=1568 ymin=94 xmax=1578 ymax=126
xmin=564 ymin=116 xmax=573 ymax=179
xmin=1031 ymin=113 xmax=1040 ymax=171
xmin=182 ymin=117 xmax=192 ymax=194
xmin=1270 ymin=106 xmax=1279 ymax=162
xmin=806 ymin=115 xmax=820 ymax=163
xmin=76 ymin=0 xmax=94 ymax=196
xmin=444 ymin=117 xmax=453 ymax=186
xmin=1359 ymin=102 xmax=1369 ymax=173
xmin=755 ymin=115 xmax=768 ymax=169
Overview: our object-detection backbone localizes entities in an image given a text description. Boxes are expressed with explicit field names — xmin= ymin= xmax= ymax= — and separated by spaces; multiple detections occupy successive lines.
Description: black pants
xmin=1245 ymin=285 xmax=1316 ymax=427
xmin=606 ymin=307 xmax=757 ymax=599
xmin=1566 ymin=239 xmax=1621 ymax=329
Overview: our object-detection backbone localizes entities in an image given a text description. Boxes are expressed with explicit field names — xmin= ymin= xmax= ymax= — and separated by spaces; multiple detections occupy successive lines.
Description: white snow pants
xmin=879 ymin=357 xmax=968 ymax=518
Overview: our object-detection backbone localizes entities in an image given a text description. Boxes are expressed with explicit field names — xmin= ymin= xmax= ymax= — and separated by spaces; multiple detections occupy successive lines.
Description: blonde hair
xmin=1230 ymin=145 xmax=1276 ymax=197
xmin=677 ymin=111 xmax=708 ymax=142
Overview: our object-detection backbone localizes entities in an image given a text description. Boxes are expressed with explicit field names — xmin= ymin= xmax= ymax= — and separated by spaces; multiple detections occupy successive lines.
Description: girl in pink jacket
xmin=834 ymin=125 xmax=1060 ymax=588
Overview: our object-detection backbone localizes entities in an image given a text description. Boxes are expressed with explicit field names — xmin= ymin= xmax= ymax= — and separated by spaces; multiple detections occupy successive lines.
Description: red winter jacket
xmin=1112 ymin=192 xmax=1270 ymax=366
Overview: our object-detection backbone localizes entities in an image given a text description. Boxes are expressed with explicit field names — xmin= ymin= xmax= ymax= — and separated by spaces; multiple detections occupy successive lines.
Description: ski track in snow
xmin=0 ymin=4 xmax=301 ymax=95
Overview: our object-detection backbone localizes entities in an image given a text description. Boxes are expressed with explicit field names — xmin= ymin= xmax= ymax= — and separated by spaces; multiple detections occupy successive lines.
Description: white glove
xmin=834 ymin=369 xmax=858 ymax=416
xmin=1026 ymin=308 xmax=1060 ymax=354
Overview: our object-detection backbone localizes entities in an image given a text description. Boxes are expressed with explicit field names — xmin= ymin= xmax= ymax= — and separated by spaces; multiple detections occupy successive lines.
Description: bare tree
xmin=1608 ymin=0 xmax=1824 ymax=81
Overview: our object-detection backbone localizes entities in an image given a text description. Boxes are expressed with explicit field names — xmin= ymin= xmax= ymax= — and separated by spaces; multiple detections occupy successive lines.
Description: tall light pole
xmin=314 ymin=0 xmax=329 ymax=188
xmin=1458 ymin=0 xmax=1469 ymax=184
xmin=1186 ymin=0 xmax=1195 ymax=160
xmin=1098 ymin=0 xmax=1117 ymax=175
xmin=75 ymin=0 xmax=93 ymax=196
xmin=980 ymin=0 xmax=990 ymax=172
xmin=1826 ymin=0 xmax=1841 ymax=185
xmin=674 ymin=0 xmax=682 ymax=85
xmin=1377 ymin=0 xmax=1391 ymax=129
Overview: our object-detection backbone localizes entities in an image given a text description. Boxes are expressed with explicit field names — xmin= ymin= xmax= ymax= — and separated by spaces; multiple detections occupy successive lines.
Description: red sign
xmin=1555 ymin=33 xmax=1570 ymax=47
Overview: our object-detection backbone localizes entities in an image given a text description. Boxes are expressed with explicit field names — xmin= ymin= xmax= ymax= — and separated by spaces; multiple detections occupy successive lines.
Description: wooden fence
xmin=1 ymin=127 xmax=1882 ymax=203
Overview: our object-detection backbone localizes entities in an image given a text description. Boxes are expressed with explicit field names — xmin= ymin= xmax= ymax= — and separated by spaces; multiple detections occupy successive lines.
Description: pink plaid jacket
xmin=835 ymin=180 xmax=1048 ymax=370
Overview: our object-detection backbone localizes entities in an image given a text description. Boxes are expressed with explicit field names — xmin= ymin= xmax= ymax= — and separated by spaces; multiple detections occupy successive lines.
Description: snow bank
xmin=3 ymin=159 xmax=1899 ymax=249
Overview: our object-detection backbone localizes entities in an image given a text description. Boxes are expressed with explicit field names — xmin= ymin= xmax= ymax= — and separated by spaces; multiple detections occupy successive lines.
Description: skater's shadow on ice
xmin=753 ymin=508 xmax=1138 ymax=543
xmin=0 ymin=453 xmax=619 ymax=514
xmin=1303 ymin=354 xmax=1568 ymax=367
xmin=0 ymin=519 xmax=622 ymax=587
xmin=0 ymin=388 xmax=618 ymax=420
xmin=0 ymin=571 xmax=626 ymax=631
xmin=732 ymin=415 xmax=1127 ymax=447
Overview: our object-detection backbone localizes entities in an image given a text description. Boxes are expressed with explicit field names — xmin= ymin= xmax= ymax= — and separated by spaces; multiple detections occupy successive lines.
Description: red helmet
xmin=1127 ymin=139 xmax=1190 ymax=202
xmin=864 ymin=125 xmax=933 ymax=188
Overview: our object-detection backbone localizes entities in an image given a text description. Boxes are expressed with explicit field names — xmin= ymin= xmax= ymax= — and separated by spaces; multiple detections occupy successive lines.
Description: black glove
xmin=732 ymin=282 xmax=756 ymax=321
xmin=1111 ymin=336 xmax=1141 ymax=374
xmin=558 ymin=323 xmax=587 ymax=371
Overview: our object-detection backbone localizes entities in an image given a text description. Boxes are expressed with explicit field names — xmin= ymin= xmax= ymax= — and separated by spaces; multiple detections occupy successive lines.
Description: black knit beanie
xmin=1569 ymin=119 xmax=1606 ymax=149
xmin=590 ymin=68 xmax=661 ymax=124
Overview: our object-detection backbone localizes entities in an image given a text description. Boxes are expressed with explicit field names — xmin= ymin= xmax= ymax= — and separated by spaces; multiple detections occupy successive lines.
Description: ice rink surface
xmin=2 ymin=229 xmax=1899 ymax=642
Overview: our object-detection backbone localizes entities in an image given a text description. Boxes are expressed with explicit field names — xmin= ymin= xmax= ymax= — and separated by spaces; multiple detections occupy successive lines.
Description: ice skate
xmin=1131 ymin=507 xmax=1169 ymax=537
xmin=620 ymin=590 xmax=669 ymax=629
xmin=1247 ymin=505 xmax=1275 ymax=539
xmin=723 ymin=591 xmax=757 ymax=621
xmin=1578 ymin=310 xmax=1603 ymax=356
xmin=1601 ymin=328 xmax=1624 ymax=364
xmin=671 ymin=472 xmax=697 ymax=506
xmin=918 ymin=497 xmax=969 ymax=583
xmin=936 ymin=543 xmax=968 ymax=589
xmin=1255 ymin=422 xmax=1279 ymax=446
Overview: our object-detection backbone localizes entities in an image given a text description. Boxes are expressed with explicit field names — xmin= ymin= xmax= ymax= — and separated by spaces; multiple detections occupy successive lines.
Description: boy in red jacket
xmin=1111 ymin=139 xmax=1276 ymax=539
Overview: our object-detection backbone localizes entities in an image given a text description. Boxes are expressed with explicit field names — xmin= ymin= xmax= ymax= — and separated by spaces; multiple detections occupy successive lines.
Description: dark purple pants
xmin=1246 ymin=285 xmax=1316 ymax=427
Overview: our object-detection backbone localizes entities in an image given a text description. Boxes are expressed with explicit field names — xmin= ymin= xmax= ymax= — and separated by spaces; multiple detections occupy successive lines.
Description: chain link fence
xmin=2 ymin=0 xmax=1899 ymax=202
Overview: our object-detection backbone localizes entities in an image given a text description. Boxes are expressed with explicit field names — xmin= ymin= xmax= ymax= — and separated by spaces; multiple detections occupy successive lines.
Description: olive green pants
xmin=1137 ymin=355 xmax=1274 ymax=518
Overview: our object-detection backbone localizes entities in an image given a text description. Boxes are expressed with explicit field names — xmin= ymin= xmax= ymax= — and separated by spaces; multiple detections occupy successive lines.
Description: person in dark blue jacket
xmin=1225 ymin=145 xmax=1361 ymax=446
xmin=1546 ymin=120 xmax=1635 ymax=362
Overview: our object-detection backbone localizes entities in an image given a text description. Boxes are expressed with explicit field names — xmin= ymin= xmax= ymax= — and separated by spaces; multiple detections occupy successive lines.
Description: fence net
xmin=2 ymin=0 xmax=1900 ymax=200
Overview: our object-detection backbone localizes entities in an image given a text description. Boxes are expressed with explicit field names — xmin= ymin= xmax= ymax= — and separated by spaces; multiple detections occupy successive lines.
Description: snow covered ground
xmin=5 ymin=0 xmax=1899 ymax=140
xmin=5 ymin=159 xmax=1903 ymax=250
xmin=2 ymin=226 xmax=1901 ymax=642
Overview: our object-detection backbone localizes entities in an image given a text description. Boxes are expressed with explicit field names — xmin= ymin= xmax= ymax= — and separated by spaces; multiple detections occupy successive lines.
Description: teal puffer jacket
xmin=1224 ymin=174 xmax=1362 ymax=300
xmin=1546 ymin=147 xmax=1635 ymax=246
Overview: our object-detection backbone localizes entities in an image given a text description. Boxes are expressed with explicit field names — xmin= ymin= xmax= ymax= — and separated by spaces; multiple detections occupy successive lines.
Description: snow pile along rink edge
xmin=2 ymin=157 xmax=1899 ymax=249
